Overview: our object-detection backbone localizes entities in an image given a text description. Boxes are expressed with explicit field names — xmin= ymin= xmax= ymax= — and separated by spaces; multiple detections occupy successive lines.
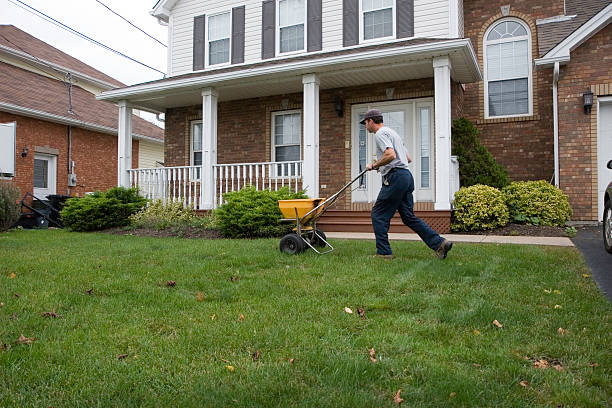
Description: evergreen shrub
xmin=502 ymin=180 xmax=572 ymax=227
xmin=452 ymin=184 xmax=509 ymax=231
xmin=130 ymin=200 xmax=197 ymax=230
xmin=0 ymin=181 xmax=21 ymax=231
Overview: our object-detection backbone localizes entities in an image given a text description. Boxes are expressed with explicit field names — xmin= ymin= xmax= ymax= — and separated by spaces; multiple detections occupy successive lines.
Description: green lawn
xmin=0 ymin=229 xmax=610 ymax=407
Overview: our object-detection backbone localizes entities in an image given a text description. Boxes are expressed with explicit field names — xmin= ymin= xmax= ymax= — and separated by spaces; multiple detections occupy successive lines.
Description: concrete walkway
xmin=325 ymin=232 xmax=574 ymax=247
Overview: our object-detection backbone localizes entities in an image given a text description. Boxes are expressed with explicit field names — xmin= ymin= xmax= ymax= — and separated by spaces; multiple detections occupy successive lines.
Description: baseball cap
xmin=359 ymin=109 xmax=383 ymax=124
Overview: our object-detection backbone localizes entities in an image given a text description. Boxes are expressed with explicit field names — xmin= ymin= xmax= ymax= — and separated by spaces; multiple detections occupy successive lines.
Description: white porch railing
xmin=128 ymin=160 xmax=303 ymax=209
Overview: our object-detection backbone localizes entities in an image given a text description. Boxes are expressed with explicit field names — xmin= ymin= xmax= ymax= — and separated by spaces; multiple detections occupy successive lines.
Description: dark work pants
xmin=371 ymin=168 xmax=444 ymax=255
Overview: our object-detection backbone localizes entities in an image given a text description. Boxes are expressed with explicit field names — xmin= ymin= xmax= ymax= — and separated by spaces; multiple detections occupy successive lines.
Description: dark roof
xmin=537 ymin=0 xmax=611 ymax=56
xmin=0 ymin=25 xmax=125 ymax=88
xmin=0 ymin=61 xmax=163 ymax=140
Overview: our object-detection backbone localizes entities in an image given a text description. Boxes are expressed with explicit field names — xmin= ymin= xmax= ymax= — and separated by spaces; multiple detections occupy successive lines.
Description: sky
xmin=1 ymin=0 xmax=168 ymax=86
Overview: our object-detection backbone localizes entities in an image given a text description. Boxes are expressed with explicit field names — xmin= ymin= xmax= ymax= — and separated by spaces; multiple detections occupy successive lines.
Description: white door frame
xmin=350 ymin=98 xmax=434 ymax=203
xmin=33 ymin=153 xmax=57 ymax=199
xmin=597 ymin=96 xmax=612 ymax=221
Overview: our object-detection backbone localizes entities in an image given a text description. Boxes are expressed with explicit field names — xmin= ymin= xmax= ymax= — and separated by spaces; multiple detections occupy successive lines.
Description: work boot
xmin=436 ymin=239 xmax=453 ymax=259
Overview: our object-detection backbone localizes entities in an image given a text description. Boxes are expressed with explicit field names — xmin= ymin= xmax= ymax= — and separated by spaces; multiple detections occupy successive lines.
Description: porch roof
xmin=97 ymin=38 xmax=481 ymax=112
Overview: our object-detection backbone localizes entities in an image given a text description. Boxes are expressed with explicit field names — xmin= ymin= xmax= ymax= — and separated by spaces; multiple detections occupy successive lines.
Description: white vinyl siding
xmin=168 ymin=0 xmax=451 ymax=76
xmin=138 ymin=140 xmax=164 ymax=168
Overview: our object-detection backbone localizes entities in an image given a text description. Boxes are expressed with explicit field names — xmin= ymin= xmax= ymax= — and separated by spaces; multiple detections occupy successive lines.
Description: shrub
xmin=502 ymin=180 xmax=572 ymax=227
xmin=130 ymin=200 xmax=197 ymax=230
xmin=215 ymin=186 xmax=307 ymax=238
xmin=0 ymin=181 xmax=21 ymax=231
xmin=61 ymin=187 xmax=147 ymax=232
xmin=452 ymin=184 xmax=509 ymax=231
xmin=452 ymin=118 xmax=510 ymax=189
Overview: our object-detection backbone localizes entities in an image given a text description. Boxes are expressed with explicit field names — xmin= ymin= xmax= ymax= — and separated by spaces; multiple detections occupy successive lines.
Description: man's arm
xmin=366 ymin=148 xmax=396 ymax=171
xmin=406 ymin=152 xmax=412 ymax=163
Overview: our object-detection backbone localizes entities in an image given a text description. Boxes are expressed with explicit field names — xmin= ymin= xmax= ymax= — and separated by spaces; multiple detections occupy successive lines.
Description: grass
xmin=0 ymin=229 xmax=610 ymax=407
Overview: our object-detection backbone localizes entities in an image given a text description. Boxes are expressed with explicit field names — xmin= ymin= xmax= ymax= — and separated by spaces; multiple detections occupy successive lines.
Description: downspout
xmin=67 ymin=125 xmax=72 ymax=195
xmin=553 ymin=61 xmax=560 ymax=187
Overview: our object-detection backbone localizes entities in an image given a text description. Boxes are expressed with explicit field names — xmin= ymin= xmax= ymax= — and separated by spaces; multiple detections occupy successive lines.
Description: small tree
xmin=452 ymin=118 xmax=510 ymax=189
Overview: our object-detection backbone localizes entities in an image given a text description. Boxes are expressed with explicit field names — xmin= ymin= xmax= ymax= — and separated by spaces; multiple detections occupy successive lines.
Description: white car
xmin=604 ymin=159 xmax=612 ymax=254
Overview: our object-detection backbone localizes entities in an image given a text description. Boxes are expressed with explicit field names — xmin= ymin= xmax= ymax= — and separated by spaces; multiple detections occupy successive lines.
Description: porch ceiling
xmin=98 ymin=38 xmax=481 ymax=112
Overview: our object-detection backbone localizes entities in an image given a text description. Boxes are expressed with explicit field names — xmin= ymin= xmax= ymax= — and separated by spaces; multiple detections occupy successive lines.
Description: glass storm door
xmin=599 ymin=101 xmax=612 ymax=221
xmin=33 ymin=153 xmax=56 ymax=199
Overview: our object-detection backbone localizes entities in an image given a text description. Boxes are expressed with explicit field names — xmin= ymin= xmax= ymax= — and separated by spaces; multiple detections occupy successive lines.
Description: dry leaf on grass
xmin=41 ymin=311 xmax=60 ymax=318
xmin=473 ymin=329 xmax=481 ymax=335
xmin=9 ymin=273 xmax=16 ymax=279
xmin=417 ymin=319 xmax=422 ymax=324
xmin=449 ymin=392 xmax=456 ymax=398
xmin=226 ymin=365 xmax=235 ymax=372
xmin=519 ymin=381 xmax=529 ymax=387
xmin=165 ymin=280 xmax=176 ymax=287
xmin=393 ymin=389 xmax=404 ymax=404
xmin=357 ymin=307 xmax=366 ymax=319
xmin=197 ymin=292 xmax=204 ymax=302
xmin=553 ymin=364 xmax=564 ymax=371
xmin=589 ymin=362 xmax=599 ymax=367
xmin=0 ymin=302 xmax=3 ymax=308
xmin=492 ymin=320 xmax=503 ymax=328
xmin=369 ymin=348 xmax=377 ymax=363
xmin=211 ymin=314 xmax=216 ymax=320
xmin=13 ymin=293 xmax=19 ymax=298
xmin=239 ymin=313 xmax=245 ymax=321
xmin=230 ymin=276 xmax=238 ymax=282
xmin=86 ymin=288 xmax=94 ymax=295
xmin=344 ymin=307 xmax=353 ymax=314
xmin=558 ymin=327 xmax=567 ymax=335
xmin=117 ymin=354 xmax=128 ymax=360
xmin=16 ymin=334 xmax=36 ymax=344
xmin=534 ymin=359 xmax=549 ymax=369
xmin=252 ymin=350 xmax=260 ymax=361
xmin=472 ymin=363 xmax=481 ymax=368
xmin=544 ymin=289 xmax=551 ymax=294
xmin=553 ymin=290 xmax=561 ymax=295
xmin=289 ymin=358 xmax=295 ymax=364
xmin=582 ymin=274 xmax=590 ymax=278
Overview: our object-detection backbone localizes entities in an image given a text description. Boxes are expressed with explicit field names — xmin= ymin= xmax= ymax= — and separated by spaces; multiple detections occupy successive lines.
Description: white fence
xmin=129 ymin=160 xmax=303 ymax=209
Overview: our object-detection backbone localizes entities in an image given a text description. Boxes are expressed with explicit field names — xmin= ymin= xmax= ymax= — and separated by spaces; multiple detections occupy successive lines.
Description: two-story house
xmin=98 ymin=0 xmax=611 ymax=232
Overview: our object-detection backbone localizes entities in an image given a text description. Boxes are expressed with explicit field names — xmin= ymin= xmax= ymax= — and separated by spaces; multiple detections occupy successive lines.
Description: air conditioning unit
xmin=68 ymin=173 xmax=77 ymax=187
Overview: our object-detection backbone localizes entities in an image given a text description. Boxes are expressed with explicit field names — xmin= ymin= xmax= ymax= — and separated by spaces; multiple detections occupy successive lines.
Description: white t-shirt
xmin=374 ymin=126 xmax=410 ymax=176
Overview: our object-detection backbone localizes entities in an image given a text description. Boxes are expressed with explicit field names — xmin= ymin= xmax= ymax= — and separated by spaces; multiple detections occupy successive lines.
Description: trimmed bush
xmin=502 ymin=180 xmax=572 ymax=227
xmin=452 ymin=184 xmax=509 ymax=231
xmin=215 ymin=186 xmax=307 ymax=238
xmin=61 ymin=187 xmax=147 ymax=232
xmin=0 ymin=181 xmax=21 ymax=231
xmin=452 ymin=118 xmax=510 ymax=189
xmin=130 ymin=200 xmax=197 ymax=230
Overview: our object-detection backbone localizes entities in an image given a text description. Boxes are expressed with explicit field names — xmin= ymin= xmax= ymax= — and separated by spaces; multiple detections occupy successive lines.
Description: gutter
xmin=97 ymin=38 xmax=482 ymax=102
xmin=0 ymin=102 xmax=163 ymax=144
xmin=553 ymin=61 xmax=560 ymax=187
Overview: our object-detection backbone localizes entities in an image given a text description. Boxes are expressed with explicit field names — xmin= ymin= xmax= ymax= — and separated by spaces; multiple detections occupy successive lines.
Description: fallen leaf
xmin=369 ymin=348 xmax=377 ymax=363
xmin=557 ymin=327 xmax=567 ymax=335
xmin=534 ymin=359 xmax=549 ymax=369
xmin=472 ymin=363 xmax=481 ymax=368
xmin=554 ymin=304 xmax=562 ymax=309
xmin=544 ymin=289 xmax=551 ymax=294
xmin=86 ymin=288 xmax=94 ymax=295
xmin=197 ymin=292 xmax=204 ymax=302
xmin=117 ymin=354 xmax=128 ymax=360
xmin=344 ymin=307 xmax=353 ymax=314
xmin=239 ymin=313 xmax=245 ymax=321
xmin=492 ymin=320 xmax=503 ymax=328
xmin=41 ymin=311 xmax=60 ymax=318
xmin=285 ymin=265 xmax=290 ymax=269
xmin=230 ymin=276 xmax=238 ymax=282
xmin=289 ymin=358 xmax=295 ymax=364
xmin=16 ymin=335 xmax=36 ymax=344
xmin=252 ymin=350 xmax=260 ymax=361
xmin=553 ymin=290 xmax=561 ymax=295
xmin=226 ymin=365 xmax=235 ymax=372
xmin=13 ymin=293 xmax=19 ymax=298
xmin=357 ymin=307 xmax=366 ymax=319
xmin=582 ymin=274 xmax=590 ymax=278
xmin=393 ymin=389 xmax=403 ymax=404
xmin=449 ymin=392 xmax=456 ymax=398
xmin=165 ymin=280 xmax=176 ymax=287
xmin=211 ymin=314 xmax=216 ymax=320
xmin=553 ymin=364 xmax=564 ymax=371
xmin=0 ymin=302 xmax=3 ymax=308
xmin=519 ymin=381 xmax=529 ymax=387
xmin=473 ymin=329 xmax=481 ymax=335
xmin=9 ymin=273 xmax=15 ymax=279
xmin=417 ymin=319 xmax=422 ymax=324
xmin=589 ymin=362 xmax=599 ymax=367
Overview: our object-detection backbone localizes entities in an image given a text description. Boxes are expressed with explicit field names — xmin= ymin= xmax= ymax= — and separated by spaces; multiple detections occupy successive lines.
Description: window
xmin=484 ymin=19 xmax=531 ymax=117
xmin=361 ymin=0 xmax=394 ymax=41
xmin=0 ymin=122 xmax=16 ymax=177
xmin=272 ymin=111 xmax=301 ymax=176
xmin=191 ymin=121 xmax=203 ymax=178
xmin=278 ymin=0 xmax=306 ymax=53
xmin=418 ymin=107 xmax=431 ymax=189
xmin=208 ymin=12 xmax=231 ymax=65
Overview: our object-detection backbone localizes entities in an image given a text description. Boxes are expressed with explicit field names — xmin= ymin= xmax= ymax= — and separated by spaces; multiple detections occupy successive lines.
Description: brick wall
xmin=0 ymin=112 xmax=138 ymax=198
xmin=558 ymin=24 xmax=612 ymax=220
xmin=462 ymin=1 xmax=561 ymax=182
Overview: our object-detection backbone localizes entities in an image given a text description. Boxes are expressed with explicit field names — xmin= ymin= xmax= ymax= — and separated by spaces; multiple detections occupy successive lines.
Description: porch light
xmin=334 ymin=97 xmax=344 ymax=117
xmin=583 ymin=90 xmax=593 ymax=114
xmin=21 ymin=146 xmax=28 ymax=157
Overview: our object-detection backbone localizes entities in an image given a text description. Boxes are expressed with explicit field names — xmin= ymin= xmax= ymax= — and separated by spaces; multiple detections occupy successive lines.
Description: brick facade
xmin=1 ymin=112 xmax=138 ymax=198
xmin=557 ymin=24 xmax=612 ymax=220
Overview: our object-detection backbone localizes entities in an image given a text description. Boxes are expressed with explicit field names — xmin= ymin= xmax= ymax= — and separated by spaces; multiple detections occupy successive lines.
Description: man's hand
xmin=366 ymin=163 xmax=375 ymax=171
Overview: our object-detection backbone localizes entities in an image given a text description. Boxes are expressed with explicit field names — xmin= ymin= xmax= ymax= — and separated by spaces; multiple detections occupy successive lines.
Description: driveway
xmin=572 ymin=225 xmax=612 ymax=303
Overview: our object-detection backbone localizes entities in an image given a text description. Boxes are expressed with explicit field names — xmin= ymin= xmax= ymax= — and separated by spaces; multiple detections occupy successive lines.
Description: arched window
xmin=484 ymin=19 xmax=532 ymax=118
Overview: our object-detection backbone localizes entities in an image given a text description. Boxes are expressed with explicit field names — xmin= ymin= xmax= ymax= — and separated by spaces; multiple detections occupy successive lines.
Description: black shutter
xmin=396 ymin=0 xmax=414 ymax=39
xmin=193 ymin=14 xmax=206 ymax=71
xmin=262 ymin=0 xmax=275 ymax=59
xmin=307 ymin=0 xmax=322 ymax=52
xmin=343 ymin=0 xmax=359 ymax=47
xmin=232 ymin=6 xmax=245 ymax=64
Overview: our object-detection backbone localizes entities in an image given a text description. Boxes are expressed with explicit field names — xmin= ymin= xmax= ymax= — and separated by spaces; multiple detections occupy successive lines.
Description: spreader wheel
xmin=313 ymin=229 xmax=327 ymax=248
xmin=280 ymin=233 xmax=306 ymax=254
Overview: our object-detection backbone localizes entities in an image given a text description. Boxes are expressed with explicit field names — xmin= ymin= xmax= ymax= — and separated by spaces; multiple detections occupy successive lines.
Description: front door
xmin=351 ymin=99 xmax=434 ymax=204
xmin=33 ymin=153 xmax=56 ymax=199
xmin=598 ymin=99 xmax=612 ymax=221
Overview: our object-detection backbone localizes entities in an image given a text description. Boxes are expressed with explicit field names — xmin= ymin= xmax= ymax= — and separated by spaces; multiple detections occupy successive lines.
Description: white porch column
xmin=433 ymin=56 xmax=452 ymax=211
xmin=201 ymin=88 xmax=218 ymax=209
xmin=117 ymin=100 xmax=133 ymax=188
xmin=302 ymin=73 xmax=320 ymax=197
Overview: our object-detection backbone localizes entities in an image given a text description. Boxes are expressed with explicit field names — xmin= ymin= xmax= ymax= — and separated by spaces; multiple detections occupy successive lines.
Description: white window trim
xmin=271 ymin=109 xmax=302 ymax=178
xmin=416 ymin=101 xmax=433 ymax=195
xmin=483 ymin=17 xmax=533 ymax=119
xmin=359 ymin=0 xmax=397 ymax=44
xmin=190 ymin=120 xmax=203 ymax=166
xmin=205 ymin=11 xmax=232 ymax=68
xmin=275 ymin=0 xmax=308 ymax=56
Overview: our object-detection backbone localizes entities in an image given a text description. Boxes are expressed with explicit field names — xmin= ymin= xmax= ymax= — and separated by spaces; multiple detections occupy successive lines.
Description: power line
xmin=94 ymin=0 xmax=167 ymax=48
xmin=7 ymin=0 xmax=166 ymax=76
